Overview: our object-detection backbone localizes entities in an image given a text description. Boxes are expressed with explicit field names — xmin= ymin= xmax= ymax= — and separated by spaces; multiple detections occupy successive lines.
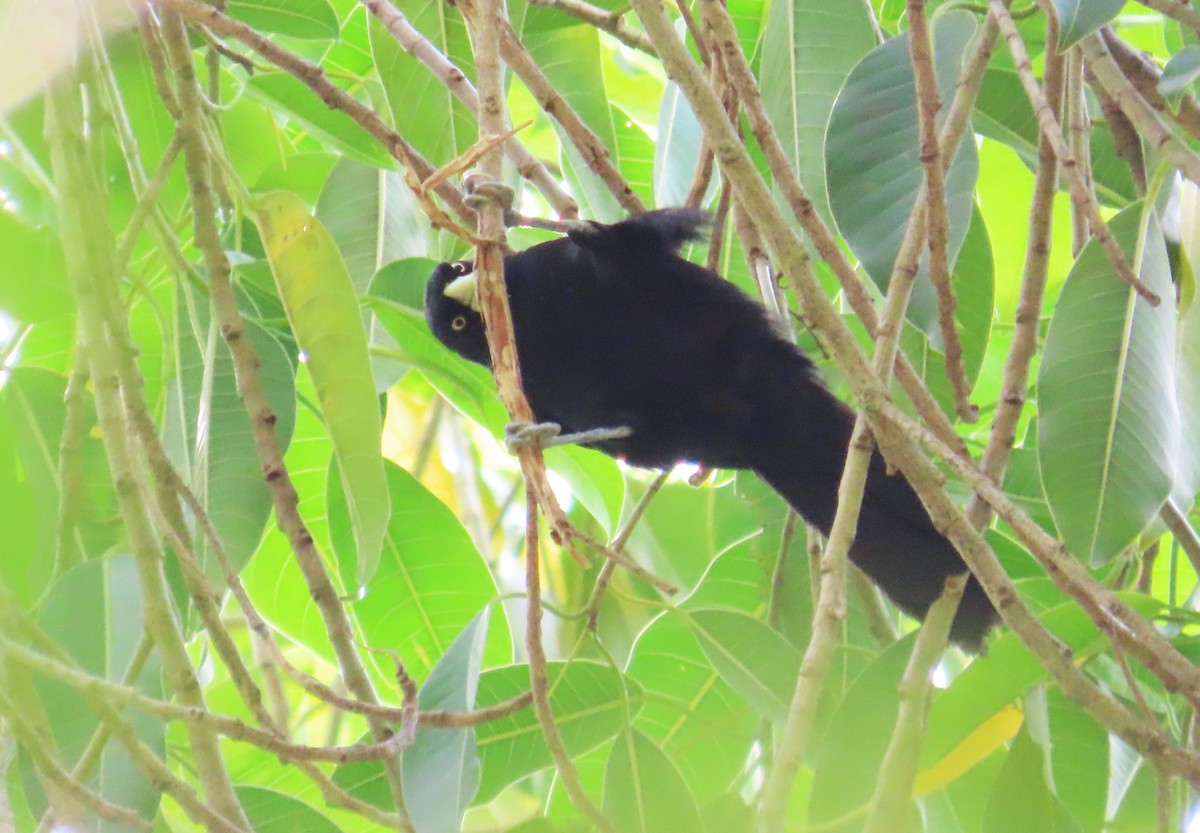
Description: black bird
xmin=425 ymin=208 xmax=997 ymax=650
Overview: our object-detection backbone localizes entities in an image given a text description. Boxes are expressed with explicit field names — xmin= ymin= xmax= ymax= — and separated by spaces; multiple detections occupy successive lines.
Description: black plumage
xmin=425 ymin=208 xmax=997 ymax=649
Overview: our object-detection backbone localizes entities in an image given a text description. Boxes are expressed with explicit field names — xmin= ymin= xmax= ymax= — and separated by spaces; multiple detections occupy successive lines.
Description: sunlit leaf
xmin=255 ymin=190 xmax=390 ymax=585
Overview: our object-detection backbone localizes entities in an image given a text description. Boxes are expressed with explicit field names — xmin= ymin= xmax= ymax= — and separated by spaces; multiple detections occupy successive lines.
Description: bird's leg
xmin=504 ymin=421 xmax=633 ymax=454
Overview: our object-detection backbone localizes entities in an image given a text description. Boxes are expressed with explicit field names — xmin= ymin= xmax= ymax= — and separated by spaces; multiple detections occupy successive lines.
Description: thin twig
xmin=1103 ymin=28 xmax=1200 ymax=145
xmin=527 ymin=0 xmax=657 ymax=54
xmin=966 ymin=7 xmax=1064 ymax=528
xmin=524 ymin=489 xmax=616 ymax=830
xmin=992 ymin=0 xmax=1161 ymax=302
xmin=908 ymin=0 xmax=976 ymax=421
xmin=455 ymin=0 xmax=644 ymax=214
xmin=362 ymin=0 xmax=578 ymax=218
xmin=1064 ymin=46 xmax=1092 ymax=255
xmin=586 ymin=469 xmax=672 ymax=630
xmin=154 ymin=0 xmax=474 ymax=230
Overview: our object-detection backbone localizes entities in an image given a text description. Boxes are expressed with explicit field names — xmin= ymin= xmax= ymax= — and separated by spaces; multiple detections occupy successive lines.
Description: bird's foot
xmin=504 ymin=421 xmax=632 ymax=453
xmin=462 ymin=169 xmax=593 ymax=235
xmin=462 ymin=171 xmax=519 ymax=226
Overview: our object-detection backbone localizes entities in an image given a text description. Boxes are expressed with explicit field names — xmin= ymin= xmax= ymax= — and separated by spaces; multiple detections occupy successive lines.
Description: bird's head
xmin=425 ymin=260 xmax=491 ymax=367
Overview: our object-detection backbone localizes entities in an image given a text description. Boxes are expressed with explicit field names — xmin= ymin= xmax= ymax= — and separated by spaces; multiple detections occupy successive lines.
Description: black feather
xmin=425 ymin=208 xmax=998 ymax=649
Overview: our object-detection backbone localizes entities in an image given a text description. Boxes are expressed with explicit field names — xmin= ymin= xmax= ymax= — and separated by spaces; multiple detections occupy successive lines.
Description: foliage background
xmin=1 ymin=0 xmax=1200 ymax=831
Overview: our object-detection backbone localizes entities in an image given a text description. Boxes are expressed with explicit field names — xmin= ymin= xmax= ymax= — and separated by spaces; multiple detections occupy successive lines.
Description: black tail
xmin=747 ymin=363 xmax=997 ymax=650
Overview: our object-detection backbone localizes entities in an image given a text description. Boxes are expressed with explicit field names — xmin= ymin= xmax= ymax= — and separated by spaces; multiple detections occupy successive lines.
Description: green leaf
xmin=369 ymin=1 xmax=475 ymax=168
xmin=1038 ymin=205 xmax=1177 ymax=565
xmin=367 ymin=256 xmax=441 ymax=389
xmin=807 ymin=635 xmax=915 ymax=827
xmin=612 ymin=105 xmax=656 ymax=209
xmin=0 ymin=367 xmax=116 ymax=595
xmin=1158 ymin=45 xmax=1200 ymax=105
xmin=603 ymin=729 xmax=704 ymax=833
xmin=254 ymin=191 xmax=390 ymax=586
xmin=164 ymin=286 xmax=296 ymax=584
xmin=371 ymin=299 xmax=509 ymax=431
xmin=33 ymin=556 xmax=165 ymax=825
xmin=225 ymin=0 xmax=340 ymax=40
xmin=402 ymin=611 xmax=488 ymax=833
xmin=352 ymin=462 xmax=510 ymax=681
xmin=689 ymin=608 xmax=801 ymax=723
xmin=982 ymin=726 xmax=1082 ymax=833
xmin=920 ymin=596 xmax=1162 ymax=773
xmin=544 ymin=445 xmax=625 ymax=536
xmin=1041 ymin=688 xmax=1109 ymax=832
xmin=316 ymin=159 xmax=430 ymax=293
xmin=1052 ymin=0 xmax=1124 ymax=51
xmin=825 ymin=10 xmax=979 ymax=334
xmin=236 ymin=786 xmax=344 ymax=833
xmin=475 ymin=661 xmax=636 ymax=803
xmin=626 ymin=612 xmax=757 ymax=801
xmin=0 ymin=209 xmax=70 ymax=322
xmin=253 ymin=152 xmax=339 ymax=204
xmin=654 ymin=83 xmax=706 ymax=208
xmin=759 ymin=0 xmax=876 ymax=227
xmin=245 ymin=74 xmax=394 ymax=167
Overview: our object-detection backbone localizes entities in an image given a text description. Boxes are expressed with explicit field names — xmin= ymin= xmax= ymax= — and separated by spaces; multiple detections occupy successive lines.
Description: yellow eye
xmin=451 ymin=315 xmax=467 ymax=332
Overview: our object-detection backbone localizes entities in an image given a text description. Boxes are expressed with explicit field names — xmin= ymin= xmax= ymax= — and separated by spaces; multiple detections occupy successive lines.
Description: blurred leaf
xmin=226 ymin=0 xmax=339 ymax=40
xmin=32 ymin=556 xmax=165 ymax=827
xmin=1168 ymin=179 xmax=1200 ymax=504
xmin=0 ymin=209 xmax=70 ymax=322
xmin=237 ymin=786 xmax=343 ymax=833
xmin=1053 ymin=0 xmax=1124 ymax=50
xmin=1158 ymin=45 xmax=1200 ymax=105
xmin=626 ymin=612 xmax=756 ymax=801
xmin=654 ymin=83 xmax=706 ymax=209
xmin=603 ymin=729 xmax=703 ymax=833
xmin=1040 ymin=688 xmax=1109 ymax=832
xmin=369 ymin=1 xmax=475 ymax=167
xmin=982 ymin=725 xmax=1082 ymax=833
xmin=246 ymin=73 xmax=394 ymax=167
xmin=807 ymin=635 xmax=915 ymax=828
xmin=316 ymin=159 xmax=429 ymax=292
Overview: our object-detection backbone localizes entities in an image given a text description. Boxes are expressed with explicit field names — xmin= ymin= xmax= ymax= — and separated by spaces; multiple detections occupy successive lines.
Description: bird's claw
xmin=505 ymin=421 xmax=563 ymax=453
xmin=463 ymin=172 xmax=519 ymax=226
xmin=504 ymin=421 xmax=632 ymax=453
